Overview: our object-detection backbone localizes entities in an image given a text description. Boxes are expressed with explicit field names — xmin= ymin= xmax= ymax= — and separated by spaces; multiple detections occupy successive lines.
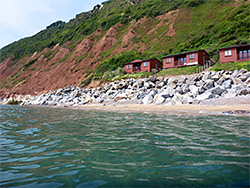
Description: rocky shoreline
xmin=3 ymin=69 xmax=250 ymax=109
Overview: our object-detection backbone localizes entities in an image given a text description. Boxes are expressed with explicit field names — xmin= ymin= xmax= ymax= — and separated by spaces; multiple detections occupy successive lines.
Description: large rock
xmin=222 ymin=80 xmax=232 ymax=89
xmin=148 ymin=76 xmax=157 ymax=82
xmin=237 ymin=89 xmax=250 ymax=96
xmin=211 ymin=74 xmax=220 ymax=81
xmin=238 ymin=75 xmax=248 ymax=82
xmin=189 ymin=85 xmax=199 ymax=96
xmin=217 ymin=77 xmax=225 ymax=85
xmin=137 ymin=91 xmax=147 ymax=99
xmin=114 ymin=93 xmax=128 ymax=101
xmin=158 ymin=90 xmax=172 ymax=99
xmin=155 ymin=96 xmax=165 ymax=105
xmin=142 ymin=95 xmax=154 ymax=104
xmin=211 ymin=86 xmax=225 ymax=96
xmin=203 ymin=79 xmax=214 ymax=90
xmin=202 ymin=71 xmax=212 ymax=81
xmin=182 ymin=94 xmax=194 ymax=104
xmin=196 ymin=90 xmax=216 ymax=101
xmin=230 ymin=76 xmax=243 ymax=85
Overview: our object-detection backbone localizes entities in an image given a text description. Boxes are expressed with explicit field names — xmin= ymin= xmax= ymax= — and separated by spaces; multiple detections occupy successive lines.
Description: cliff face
xmin=0 ymin=0 xmax=249 ymax=98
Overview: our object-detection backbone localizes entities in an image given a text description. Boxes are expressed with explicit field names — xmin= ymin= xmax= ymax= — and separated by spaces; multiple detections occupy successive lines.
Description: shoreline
xmin=72 ymin=103 xmax=250 ymax=116
xmin=2 ymin=101 xmax=249 ymax=117
xmin=2 ymin=69 xmax=250 ymax=116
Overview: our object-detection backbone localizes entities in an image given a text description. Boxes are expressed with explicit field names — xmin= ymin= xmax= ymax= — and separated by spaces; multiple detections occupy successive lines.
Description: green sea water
xmin=0 ymin=104 xmax=249 ymax=187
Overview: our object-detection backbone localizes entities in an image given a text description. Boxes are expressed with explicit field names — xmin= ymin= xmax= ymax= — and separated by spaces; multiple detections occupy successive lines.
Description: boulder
xmin=114 ymin=93 xmax=127 ymax=101
xmin=196 ymin=80 xmax=204 ymax=87
xmin=142 ymin=95 xmax=154 ymax=104
xmin=137 ymin=91 xmax=147 ymax=99
xmin=203 ymin=79 xmax=214 ymax=90
xmin=222 ymin=80 xmax=232 ymax=89
xmin=189 ymin=85 xmax=199 ymax=96
xmin=237 ymin=89 xmax=249 ymax=96
xmin=238 ymin=75 xmax=248 ymax=82
xmin=211 ymin=74 xmax=220 ymax=81
xmin=211 ymin=86 xmax=225 ymax=96
xmin=159 ymin=91 xmax=172 ymax=99
xmin=148 ymin=76 xmax=157 ymax=82
xmin=196 ymin=90 xmax=216 ymax=101
xmin=202 ymin=71 xmax=212 ymax=81
xmin=171 ymin=95 xmax=183 ymax=105
xmin=217 ymin=77 xmax=225 ymax=85
xmin=182 ymin=94 xmax=194 ymax=104
xmin=155 ymin=96 xmax=165 ymax=105
xmin=230 ymin=76 xmax=243 ymax=85
xmin=156 ymin=81 xmax=165 ymax=88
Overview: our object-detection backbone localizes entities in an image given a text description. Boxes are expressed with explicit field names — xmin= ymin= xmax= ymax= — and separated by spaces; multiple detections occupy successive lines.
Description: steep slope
xmin=0 ymin=0 xmax=249 ymax=97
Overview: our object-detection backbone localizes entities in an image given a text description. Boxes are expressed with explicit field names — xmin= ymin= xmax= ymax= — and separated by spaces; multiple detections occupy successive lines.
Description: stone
xmin=155 ymin=96 xmax=165 ymax=105
xmin=211 ymin=74 xmax=220 ymax=81
xmin=224 ymin=92 xmax=237 ymax=98
xmin=230 ymin=76 xmax=243 ymax=85
xmin=172 ymin=95 xmax=183 ymax=105
xmin=238 ymin=69 xmax=248 ymax=74
xmin=148 ymin=76 xmax=157 ymax=82
xmin=202 ymin=71 xmax=212 ymax=81
xmin=142 ymin=95 xmax=154 ymax=104
xmin=203 ymin=79 xmax=214 ymax=90
xmin=217 ymin=77 xmax=225 ymax=85
xmin=222 ymin=80 xmax=232 ymax=89
xmin=189 ymin=85 xmax=199 ymax=96
xmin=182 ymin=94 xmax=194 ymax=104
xmin=238 ymin=89 xmax=249 ymax=96
xmin=182 ymin=85 xmax=190 ymax=94
xmin=211 ymin=86 xmax=225 ymax=96
xmin=232 ymin=70 xmax=239 ymax=77
xmin=114 ymin=93 xmax=127 ymax=101
xmin=137 ymin=91 xmax=147 ymax=99
xmin=238 ymin=75 xmax=248 ymax=82
xmin=159 ymin=91 xmax=171 ymax=99
xmin=245 ymin=77 xmax=250 ymax=85
xmin=198 ymin=87 xmax=206 ymax=94
xmin=175 ymin=86 xmax=184 ymax=95
xmin=196 ymin=91 xmax=216 ymax=101
xmin=156 ymin=81 xmax=165 ymax=88
xmin=196 ymin=80 xmax=204 ymax=87
xmin=149 ymin=89 xmax=157 ymax=97
xmin=84 ymin=96 xmax=93 ymax=103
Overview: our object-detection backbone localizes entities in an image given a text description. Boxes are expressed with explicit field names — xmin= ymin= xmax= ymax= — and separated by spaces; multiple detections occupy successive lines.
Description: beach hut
xmin=219 ymin=44 xmax=250 ymax=63
xmin=162 ymin=50 xmax=209 ymax=69
xmin=124 ymin=58 xmax=162 ymax=74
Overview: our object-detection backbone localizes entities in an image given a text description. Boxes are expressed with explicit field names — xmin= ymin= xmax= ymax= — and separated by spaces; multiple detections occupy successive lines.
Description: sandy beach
xmin=70 ymin=96 xmax=250 ymax=116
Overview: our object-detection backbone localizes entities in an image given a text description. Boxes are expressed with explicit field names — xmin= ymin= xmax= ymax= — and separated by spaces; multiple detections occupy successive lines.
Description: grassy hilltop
xmin=0 ymin=0 xmax=249 ymax=96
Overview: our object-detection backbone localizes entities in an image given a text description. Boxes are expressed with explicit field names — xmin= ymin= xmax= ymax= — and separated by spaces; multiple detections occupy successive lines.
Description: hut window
xmin=127 ymin=65 xmax=131 ymax=69
xmin=166 ymin=58 xmax=171 ymax=63
xmin=225 ymin=50 xmax=231 ymax=56
xmin=189 ymin=54 xmax=194 ymax=59
xmin=144 ymin=62 xmax=148 ymax=66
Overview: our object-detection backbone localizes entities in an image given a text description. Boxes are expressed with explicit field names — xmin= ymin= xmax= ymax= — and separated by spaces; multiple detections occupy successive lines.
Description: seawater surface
xmin=0 ymin=104 xmax=249 ymax=187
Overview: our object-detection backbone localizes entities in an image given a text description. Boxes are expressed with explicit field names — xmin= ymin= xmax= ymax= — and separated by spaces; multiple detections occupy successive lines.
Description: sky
xmin=0 ymin=0 xmax=104 ymax=49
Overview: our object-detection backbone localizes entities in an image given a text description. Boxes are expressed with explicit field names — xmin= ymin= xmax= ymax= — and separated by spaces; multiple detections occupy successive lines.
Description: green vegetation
xmin=23 ymin=58 xmax=38 ymax=71
xmin=156 ymin=65 xmax=201 ymax=76
xmin=80 ymin=75 xmax=94 ymax=87
xmin=209 ymin=61 xmax=250 ymax=71
xmin=113 ymin=71 xmax=153 ymax=80
xmin=95 ymin=50 xmax=146 ymax=78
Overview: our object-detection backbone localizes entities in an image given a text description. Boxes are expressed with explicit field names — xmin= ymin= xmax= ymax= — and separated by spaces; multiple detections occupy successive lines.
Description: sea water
xmin=0 ymin=104 xmax=249 ymax=187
